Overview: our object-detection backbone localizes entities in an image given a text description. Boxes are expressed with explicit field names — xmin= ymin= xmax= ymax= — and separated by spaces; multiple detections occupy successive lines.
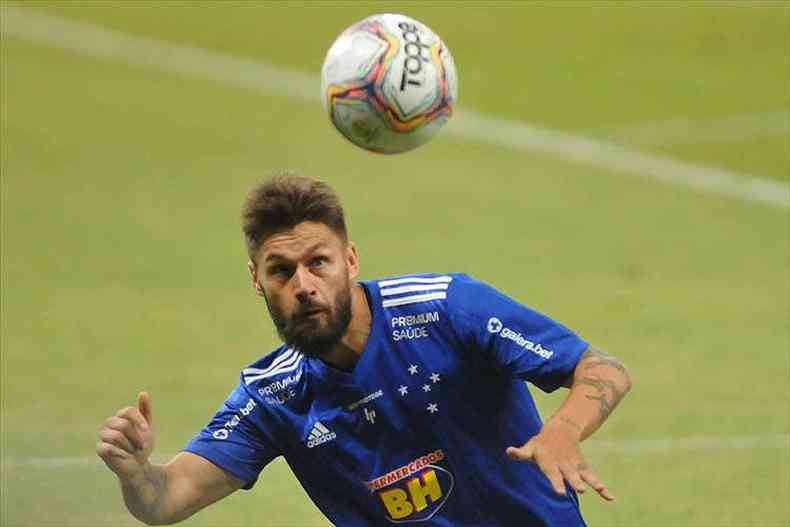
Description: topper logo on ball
xmin=398 ymin=21 xmax=431 ymax=91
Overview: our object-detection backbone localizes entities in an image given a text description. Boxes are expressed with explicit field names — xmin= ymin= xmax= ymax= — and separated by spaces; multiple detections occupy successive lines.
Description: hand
xmin=96 ymin=392 xmax=156 ymax=480
xmin=505 ymin=418 xmax=614 ymax=501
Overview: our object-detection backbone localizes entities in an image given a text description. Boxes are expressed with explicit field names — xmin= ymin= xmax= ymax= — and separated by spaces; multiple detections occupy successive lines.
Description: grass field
xmin=1 ymin=2 xmax=789 ymax=526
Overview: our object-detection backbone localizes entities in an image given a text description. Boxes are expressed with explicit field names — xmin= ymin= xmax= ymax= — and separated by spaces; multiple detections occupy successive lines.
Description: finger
xmin=96 ymin=441 xmax=130 ymax=461
xmin=580 ymin=468 xmax=615 ymax=501
xmin=541 ymin=464 xmax=567 ymax=496
xmin=506 ymin=440 xmax=535 ymax=462
xmin=116 ymin=406 xmax=149 ymax=433
xmin=99 ymin=428 xmax=137 ymax=454
xmin=559 ymin=464 xmax=587 ymax=494
xmin=137 ymin=391 xmax=153 ymax=426
xmin=506 ymin=446 xmax=527 ymax=461
xmin=105 ymin=416 xmax=144 ymax=449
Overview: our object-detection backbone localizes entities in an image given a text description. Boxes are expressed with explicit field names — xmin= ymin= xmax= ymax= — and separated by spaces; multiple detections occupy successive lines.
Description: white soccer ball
xmin=320 ymin=13 xmax=458 ymax=154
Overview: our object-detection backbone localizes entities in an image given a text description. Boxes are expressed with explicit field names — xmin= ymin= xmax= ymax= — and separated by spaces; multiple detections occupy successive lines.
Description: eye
xmin=268 ymin=264 xmax=292 ymax=277
xmin=309 ymin=256 xmax=329 ymax=268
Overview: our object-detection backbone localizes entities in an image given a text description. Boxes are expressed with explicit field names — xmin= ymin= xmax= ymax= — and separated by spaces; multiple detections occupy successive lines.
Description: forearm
xmin=119 ymin=463 xmax=172 ymax=525
xmin=99 ymin=396 xmax=241 ymax=524
xmin=550 ymin=347 xmax=632 ymax=441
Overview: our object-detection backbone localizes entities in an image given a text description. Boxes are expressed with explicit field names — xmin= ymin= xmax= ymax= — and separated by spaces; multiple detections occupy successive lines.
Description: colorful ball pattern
xmin=321 ymin=14 xmax=458 ymax=154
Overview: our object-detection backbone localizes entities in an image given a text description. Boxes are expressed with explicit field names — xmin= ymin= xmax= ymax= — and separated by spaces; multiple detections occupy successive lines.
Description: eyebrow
xmin=263 ymin=242 xmax=331 ymax=263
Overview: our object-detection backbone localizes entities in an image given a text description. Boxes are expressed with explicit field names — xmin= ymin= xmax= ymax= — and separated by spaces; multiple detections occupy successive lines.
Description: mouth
xmin=298 ymin=307 xmax=327 ymax=319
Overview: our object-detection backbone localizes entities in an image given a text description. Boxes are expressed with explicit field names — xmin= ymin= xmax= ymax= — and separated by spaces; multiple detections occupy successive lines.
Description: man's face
xmin=249 ymin=222 xmax=359 ymax=358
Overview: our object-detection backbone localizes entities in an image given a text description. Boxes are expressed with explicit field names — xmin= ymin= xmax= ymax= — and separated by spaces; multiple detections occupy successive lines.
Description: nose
xmin=292 ymin=265 xmax=317 ymax=303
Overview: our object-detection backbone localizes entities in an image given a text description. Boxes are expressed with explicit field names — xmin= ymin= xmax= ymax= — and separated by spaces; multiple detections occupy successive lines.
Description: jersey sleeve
xmin=448 ymin=274 xmax=588 ymax=393
xmin=183 ymin=382 xmax=280 ymax=490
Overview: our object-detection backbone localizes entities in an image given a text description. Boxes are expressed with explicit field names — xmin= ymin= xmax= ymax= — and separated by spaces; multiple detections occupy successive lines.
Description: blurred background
xmin=1 ymin=1 xmax=788 ymax=525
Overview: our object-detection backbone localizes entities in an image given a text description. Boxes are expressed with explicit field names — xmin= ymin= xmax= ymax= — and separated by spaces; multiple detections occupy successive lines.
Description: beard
xmin=263 ymin=278 xmax=353 ymax=358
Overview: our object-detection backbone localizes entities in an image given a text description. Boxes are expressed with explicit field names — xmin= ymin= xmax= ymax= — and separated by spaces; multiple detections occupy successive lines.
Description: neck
xmin=321 ymin=283 xmax=371 ymax=371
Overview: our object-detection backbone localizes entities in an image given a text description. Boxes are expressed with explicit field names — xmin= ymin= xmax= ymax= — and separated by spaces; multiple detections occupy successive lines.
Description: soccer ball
xmin=320 ymin=13 xmax=458 ymax=154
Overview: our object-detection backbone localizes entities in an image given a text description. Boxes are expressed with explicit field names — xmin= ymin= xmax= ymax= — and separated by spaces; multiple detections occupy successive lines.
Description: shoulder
xmin=364 ymin=272 xmax=491 ymax=316
xmin=239 ymin=345 xmax=306 ymax=397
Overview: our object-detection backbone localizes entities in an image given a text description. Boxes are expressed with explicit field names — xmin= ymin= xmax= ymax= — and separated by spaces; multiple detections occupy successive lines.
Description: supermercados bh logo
xmin=366 ymin=450 xmax=454 ymax=523
xmin=487 ymin=317 xmax=554 ymax=359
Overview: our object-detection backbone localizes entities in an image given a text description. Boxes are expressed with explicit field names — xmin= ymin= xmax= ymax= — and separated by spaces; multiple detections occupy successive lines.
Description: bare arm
xmin=554 ymin=347 xmax=633 ymax=440
xmin=116 ymin=453 xmax=244 ymax=525
xmin=506 ymin=347 xmax=632 ymax=500
xmin=97 ymin=393 xmax=245 ymax=525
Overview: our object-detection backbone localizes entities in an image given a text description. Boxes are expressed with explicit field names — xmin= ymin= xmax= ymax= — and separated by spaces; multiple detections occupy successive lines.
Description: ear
xmin=248 ymin=260 xmax=264 ymax=297
xmin=345 ymin=241 xmax=359 ymax=280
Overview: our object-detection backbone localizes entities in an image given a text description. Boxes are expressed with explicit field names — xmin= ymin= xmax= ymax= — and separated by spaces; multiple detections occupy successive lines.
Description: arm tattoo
xmin=580 ymin=347 xmax=628 ymax=376
xmin=577 ymin=375 xmax=625 ymax=421
xmin=559 ymin=415 xmax=583 ymax=433
xmin=149 ymin=468 xmax=168 ymax=517
xmin=121 ymin=465 xmax=169 ymax=523
xmin=574 ymin=347 xmax=632 ymax=421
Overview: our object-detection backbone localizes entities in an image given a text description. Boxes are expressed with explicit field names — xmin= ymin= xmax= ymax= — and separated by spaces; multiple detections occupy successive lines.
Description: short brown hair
xmin=242 ymin=173 xmax=348 ymax=261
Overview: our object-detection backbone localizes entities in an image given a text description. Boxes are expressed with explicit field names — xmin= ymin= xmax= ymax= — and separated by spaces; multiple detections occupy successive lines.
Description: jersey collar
xmin=306 ymin=280 xmax=383 ymax=387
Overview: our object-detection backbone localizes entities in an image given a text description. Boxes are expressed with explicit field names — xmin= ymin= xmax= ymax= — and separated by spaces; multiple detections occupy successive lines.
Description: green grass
xmin=29 ymin=1 xmax=790 ymax=181
xmin=2 ymin=2 xmax=789 ymax=526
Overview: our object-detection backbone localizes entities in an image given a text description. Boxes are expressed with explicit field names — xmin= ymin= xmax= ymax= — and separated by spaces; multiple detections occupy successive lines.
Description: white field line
xmin=4 ymin=434 xmax=788 ymax=469
xmin=448 ymin=112 xmax=789 ymax=209
xmin=3 ymin=454 xmax=171 ymax=469
xmin=2 ymin=6 xmax=788 ymax=210
xmin=599 ymin=110 xmax=790 ymax=146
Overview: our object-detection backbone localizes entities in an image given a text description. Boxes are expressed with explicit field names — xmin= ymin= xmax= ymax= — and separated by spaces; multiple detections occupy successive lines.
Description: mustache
xmin=293 ymin=301 xmax=329 ymax=319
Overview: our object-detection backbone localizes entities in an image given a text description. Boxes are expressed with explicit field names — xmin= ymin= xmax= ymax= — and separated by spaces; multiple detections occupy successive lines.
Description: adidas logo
xmin=306 ymin=421 xmax=337 ymax=449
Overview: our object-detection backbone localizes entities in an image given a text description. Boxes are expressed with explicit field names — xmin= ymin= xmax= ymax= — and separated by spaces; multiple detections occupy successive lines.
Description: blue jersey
xmin=185 ymin=273 xmax=589 ymax=526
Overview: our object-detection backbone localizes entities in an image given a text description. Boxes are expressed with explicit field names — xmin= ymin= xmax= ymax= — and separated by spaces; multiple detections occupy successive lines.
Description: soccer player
xmin=97 ymin=174 xmax=632 ymax=526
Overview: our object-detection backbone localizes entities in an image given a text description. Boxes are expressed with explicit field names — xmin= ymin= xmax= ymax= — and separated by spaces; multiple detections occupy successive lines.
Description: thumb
xmin=138 ymin=391 xmax=153 ymax=426
xmin=506 ymin=440 xmax=535 ymax=462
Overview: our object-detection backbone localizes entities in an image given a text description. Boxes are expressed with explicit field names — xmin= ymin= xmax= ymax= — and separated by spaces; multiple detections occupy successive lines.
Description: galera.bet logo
xmin=486 ymin=316 xmax=554 ymax=360
xmin=487 ymin=317 xmax=503 ymax=334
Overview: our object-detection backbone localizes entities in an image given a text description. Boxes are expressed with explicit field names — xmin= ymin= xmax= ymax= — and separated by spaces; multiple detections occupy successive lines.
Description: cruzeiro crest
xmin=366 ymin=450 xmax=454 ymax=523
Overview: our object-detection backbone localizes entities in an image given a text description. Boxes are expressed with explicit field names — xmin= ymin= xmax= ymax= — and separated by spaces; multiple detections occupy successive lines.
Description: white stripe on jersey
xmin=382 ymin=292 xmax=447 ymax=308
xmin=378 ymin=275 xmax=453 ymax=288
xmin=380 ymin=283 xmax=450 ymax=296
xmin=242 ymin=348 xmax=296 ymax=378
xmin=243 ymin=355 xmax=303 ymax=385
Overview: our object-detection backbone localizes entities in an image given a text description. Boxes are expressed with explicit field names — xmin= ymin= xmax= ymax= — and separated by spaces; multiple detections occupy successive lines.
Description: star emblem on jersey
xmin=396 ymin=363 xmax=444 ymax=420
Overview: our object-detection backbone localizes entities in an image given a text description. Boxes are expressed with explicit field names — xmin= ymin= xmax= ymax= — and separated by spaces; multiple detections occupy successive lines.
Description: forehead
xmin=257 ymin=222 xmax=344 ymax=263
